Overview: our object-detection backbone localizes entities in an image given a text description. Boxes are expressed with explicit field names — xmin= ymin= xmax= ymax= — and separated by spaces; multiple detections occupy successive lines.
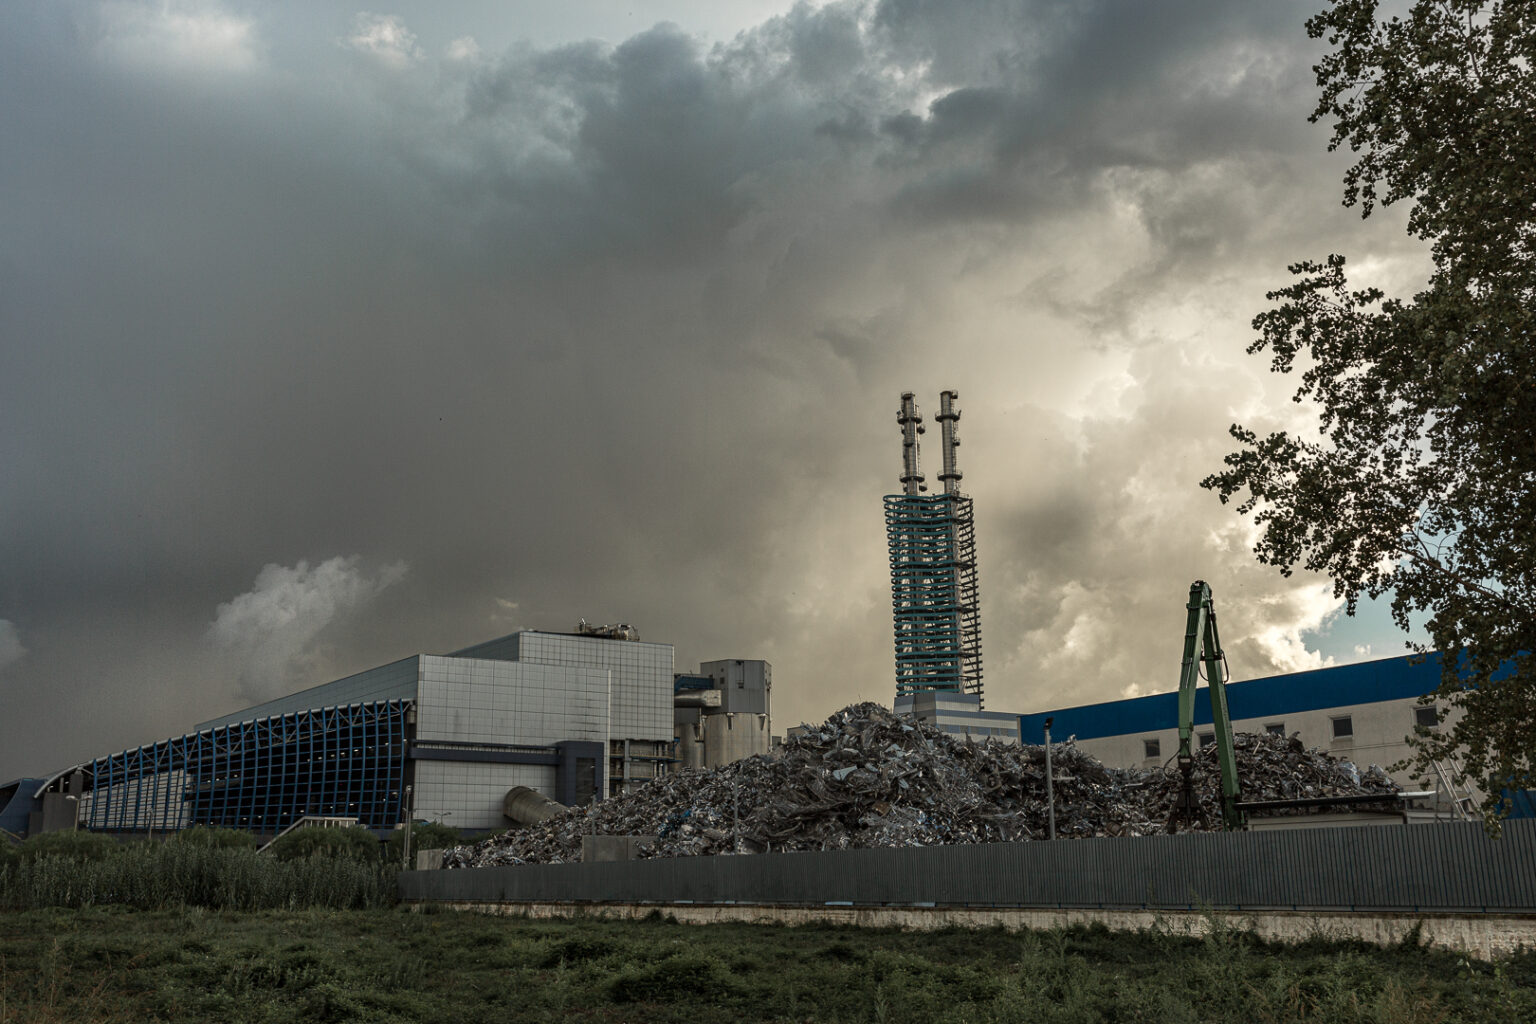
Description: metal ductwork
xmin=503 ymin=786 xmax=565 ymax=825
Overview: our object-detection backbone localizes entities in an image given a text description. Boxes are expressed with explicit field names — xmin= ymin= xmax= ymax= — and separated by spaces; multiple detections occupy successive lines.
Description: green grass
xmin=0 ymin=907 xmax=1530 ymax=1023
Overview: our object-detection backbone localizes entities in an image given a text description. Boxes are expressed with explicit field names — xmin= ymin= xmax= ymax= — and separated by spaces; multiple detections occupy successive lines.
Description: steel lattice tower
xmin=885 ymin=391 xmax=982 ymax=703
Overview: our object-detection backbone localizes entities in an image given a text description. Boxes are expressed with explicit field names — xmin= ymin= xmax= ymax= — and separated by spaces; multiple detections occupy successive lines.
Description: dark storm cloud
xmin=0 ymin=0 xmax=1423 ymax=780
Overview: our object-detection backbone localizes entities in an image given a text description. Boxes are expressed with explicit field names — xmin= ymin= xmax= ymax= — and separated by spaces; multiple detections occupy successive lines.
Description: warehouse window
xmin=1265 ymin=723 xmax=1285 ymax=737
xmin=1415 ymin=706 xmax=1438 ymax=730
xmin=1198 ymin=731 xmax=1215 ymax=749
xmin=1143 ymin=738 xmax=1161 ymax=759
xmin=1331 ymin=715 xmax=1354 ymax=739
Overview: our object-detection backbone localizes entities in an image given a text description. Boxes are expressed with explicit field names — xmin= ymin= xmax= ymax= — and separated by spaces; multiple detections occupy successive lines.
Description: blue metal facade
xmin=885 ymin=493 xmax=982 ymax=701
xmin=81 ymin=699 xmax=410 ymax=835
xmin=1018 ymin=654 xmax=1445 ymax=743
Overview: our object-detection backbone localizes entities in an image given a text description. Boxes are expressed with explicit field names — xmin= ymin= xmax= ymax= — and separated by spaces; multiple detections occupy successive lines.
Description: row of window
xmin=941 ymin=725 xmax=1019 ymax=738
xmin=1141 ymin=706 xmax=1439 ymax=760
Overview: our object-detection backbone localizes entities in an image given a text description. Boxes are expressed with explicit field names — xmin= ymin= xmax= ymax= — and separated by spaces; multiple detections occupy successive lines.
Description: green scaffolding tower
xmin=886 ymin=391 xmax=982 ymax=703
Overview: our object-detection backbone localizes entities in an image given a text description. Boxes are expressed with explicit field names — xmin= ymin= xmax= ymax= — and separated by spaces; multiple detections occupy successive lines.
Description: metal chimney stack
xmin=937 ymin=390 xmax=962 ymax=495
xmin=885 ymin=388 xmax=983 ymax=704
xmin=897 ymin=391 xmax=926 ymax=496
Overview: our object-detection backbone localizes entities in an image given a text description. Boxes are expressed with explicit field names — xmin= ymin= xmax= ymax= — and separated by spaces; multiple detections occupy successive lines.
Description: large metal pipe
xmin=937 ymin=390 xmax=962 ymax=494
xmin=897 ymin=392 xmax=926 ymax=495
xmin=504 ymin=786 xmax=565 ymax=825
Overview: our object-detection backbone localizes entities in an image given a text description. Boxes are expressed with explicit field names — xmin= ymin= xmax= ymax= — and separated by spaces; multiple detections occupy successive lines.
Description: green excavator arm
xmin=1169 ymin=580 xmax=1245 ymax=832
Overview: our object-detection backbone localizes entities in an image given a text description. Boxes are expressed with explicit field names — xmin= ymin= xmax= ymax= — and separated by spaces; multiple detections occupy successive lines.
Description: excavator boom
xmin=1170 ymin=581 xmax=1244 ymax=831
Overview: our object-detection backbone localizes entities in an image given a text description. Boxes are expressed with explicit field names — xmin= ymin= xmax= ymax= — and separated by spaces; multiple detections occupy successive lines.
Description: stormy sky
xmin=0 ymin=0 xmax=1433 ymax=781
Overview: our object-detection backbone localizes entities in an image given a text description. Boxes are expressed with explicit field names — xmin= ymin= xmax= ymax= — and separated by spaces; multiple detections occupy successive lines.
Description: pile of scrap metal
xmin=1157 ymin=730 xmax=1400 ymax=823
xmin=444 ymin=703 xmax=1398 ymax=867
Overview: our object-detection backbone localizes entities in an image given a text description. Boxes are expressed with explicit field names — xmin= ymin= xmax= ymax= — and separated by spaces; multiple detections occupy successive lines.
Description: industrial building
xmin=673 ymin=659 xmax=773 ymax=768
xmin=7 ymin=625 xmax=686 ymax=839
xmin=894 ymin=690 xmax=1019 ymax=742
xmin=1018 ymin=653 xmax=1533 ymax=819
xmin=885 ymin=390 xmax=982 ymax=702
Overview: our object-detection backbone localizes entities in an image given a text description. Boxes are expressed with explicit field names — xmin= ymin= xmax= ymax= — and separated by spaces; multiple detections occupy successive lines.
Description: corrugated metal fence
xmin=400 ymin=820 xmax=1536 ymax=913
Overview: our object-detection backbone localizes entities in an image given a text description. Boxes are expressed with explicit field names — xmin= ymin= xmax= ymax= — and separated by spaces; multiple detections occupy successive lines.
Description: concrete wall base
xmin=410 ymin=900 xmax=1536 ymax=961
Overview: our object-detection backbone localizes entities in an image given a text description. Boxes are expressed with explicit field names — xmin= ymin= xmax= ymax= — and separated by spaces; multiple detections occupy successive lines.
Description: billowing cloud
xmin=93 ymin=0 xmax=258 ymax=71
xmin=0 ymin=622 xmax=25 ymax=673
xmin=207 ymin=558 xmax=408 ymax=702
xmin=0 ymin=0 xmax=1428 ymax=780
xmin=347 ymin=12 xmax=421 ymax=66
xmin=445 ymin=36 xmax=480 ymax=62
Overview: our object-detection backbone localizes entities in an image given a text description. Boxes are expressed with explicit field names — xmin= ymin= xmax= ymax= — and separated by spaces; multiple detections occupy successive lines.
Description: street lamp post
xmin=400 ymin=785 xmax=414 ymax=870
xmin=1043 ymin=717 xmax=1056 ymax=841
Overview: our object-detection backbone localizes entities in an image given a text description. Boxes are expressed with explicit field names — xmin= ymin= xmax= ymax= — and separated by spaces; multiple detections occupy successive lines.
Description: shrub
xmin=0 ymin=840 xmax=394 ymax=910
xmin=610 ymin=953 xmax=741 ymax=1004
xmin=17 ymin=830 xmax=122 ymax=863
xmin=266 ymin=825 xmax=382 ymax=863
xmin=383 ymin=822 xmax=462 ymax=865
xmin=172 ymin=825 xmax=258 ymax=850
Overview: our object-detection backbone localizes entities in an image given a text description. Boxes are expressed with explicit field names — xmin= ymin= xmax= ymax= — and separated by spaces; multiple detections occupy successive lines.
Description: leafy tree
xmin=1203 ymin=0 xmax=1536 ymax=822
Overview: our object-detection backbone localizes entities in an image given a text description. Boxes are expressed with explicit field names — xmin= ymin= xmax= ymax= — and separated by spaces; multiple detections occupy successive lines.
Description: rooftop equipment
xmin=575 ymin=619 xmax=640 ymax=641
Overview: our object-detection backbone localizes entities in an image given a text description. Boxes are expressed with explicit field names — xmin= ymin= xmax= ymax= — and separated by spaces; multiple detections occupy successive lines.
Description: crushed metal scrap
xmin=444 ymin=703 xmax=1399 ymax=867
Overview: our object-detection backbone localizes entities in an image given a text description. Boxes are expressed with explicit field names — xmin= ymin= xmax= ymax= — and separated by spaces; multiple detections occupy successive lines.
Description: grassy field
xmin=1 ymin=905 xmax=1532 ymax=1023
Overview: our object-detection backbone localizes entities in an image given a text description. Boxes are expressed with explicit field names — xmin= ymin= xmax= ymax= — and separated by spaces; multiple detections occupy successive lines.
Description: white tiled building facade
xmin=895 ymin=690 xmax=1021 ymax=742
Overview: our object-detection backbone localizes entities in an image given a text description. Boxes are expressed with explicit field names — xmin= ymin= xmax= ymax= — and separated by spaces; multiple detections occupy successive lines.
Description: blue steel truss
xmin=885 ymin=494 xmax=982 ymax=701
xmin=79 ymin=699 xmax=410 ymax=835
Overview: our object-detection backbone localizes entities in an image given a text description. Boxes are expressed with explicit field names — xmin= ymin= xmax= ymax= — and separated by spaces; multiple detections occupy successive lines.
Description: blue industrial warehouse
xmin=1016 ymin=653 xmax=1535 ymax=820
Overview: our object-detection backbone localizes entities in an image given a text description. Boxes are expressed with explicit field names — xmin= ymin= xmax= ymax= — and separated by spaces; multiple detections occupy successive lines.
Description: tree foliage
xmin=1204 ymin=0 xmax=1536 ymax=822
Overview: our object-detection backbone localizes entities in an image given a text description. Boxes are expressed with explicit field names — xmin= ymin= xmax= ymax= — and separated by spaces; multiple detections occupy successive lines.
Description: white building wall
xmin=414 ymin=656 xmax=609 ymax=746
xmin=1074 ymin=695 xmax=1458 ymax=790
xmin=897 ymin=691 xmax=1021 ymax=743
xmin=412 ymin=761 xmax=552 ymax=832
xmin=699 ymin=659 xmax=771 ymax=714
xmin=411 ymin=656 xmax=612 ymax=825
xmin=514 ymin=633 xmax=673 ymax=742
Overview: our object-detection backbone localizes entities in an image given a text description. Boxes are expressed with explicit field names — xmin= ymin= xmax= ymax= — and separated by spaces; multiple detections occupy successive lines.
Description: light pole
xmin=400 ymin=785 xmax=414 ymax=870
xmin=1043 ymin=717 xmax=1056 ymax=841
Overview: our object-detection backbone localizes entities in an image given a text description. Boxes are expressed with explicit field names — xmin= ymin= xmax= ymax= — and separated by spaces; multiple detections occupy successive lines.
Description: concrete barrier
xmin=415 ymin=901 xmax=1536 ymax=960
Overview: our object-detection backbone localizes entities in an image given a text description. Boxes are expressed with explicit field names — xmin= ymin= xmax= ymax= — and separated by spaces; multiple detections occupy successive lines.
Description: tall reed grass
xmin=0 ymin=841 xmax=393 ymax=911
